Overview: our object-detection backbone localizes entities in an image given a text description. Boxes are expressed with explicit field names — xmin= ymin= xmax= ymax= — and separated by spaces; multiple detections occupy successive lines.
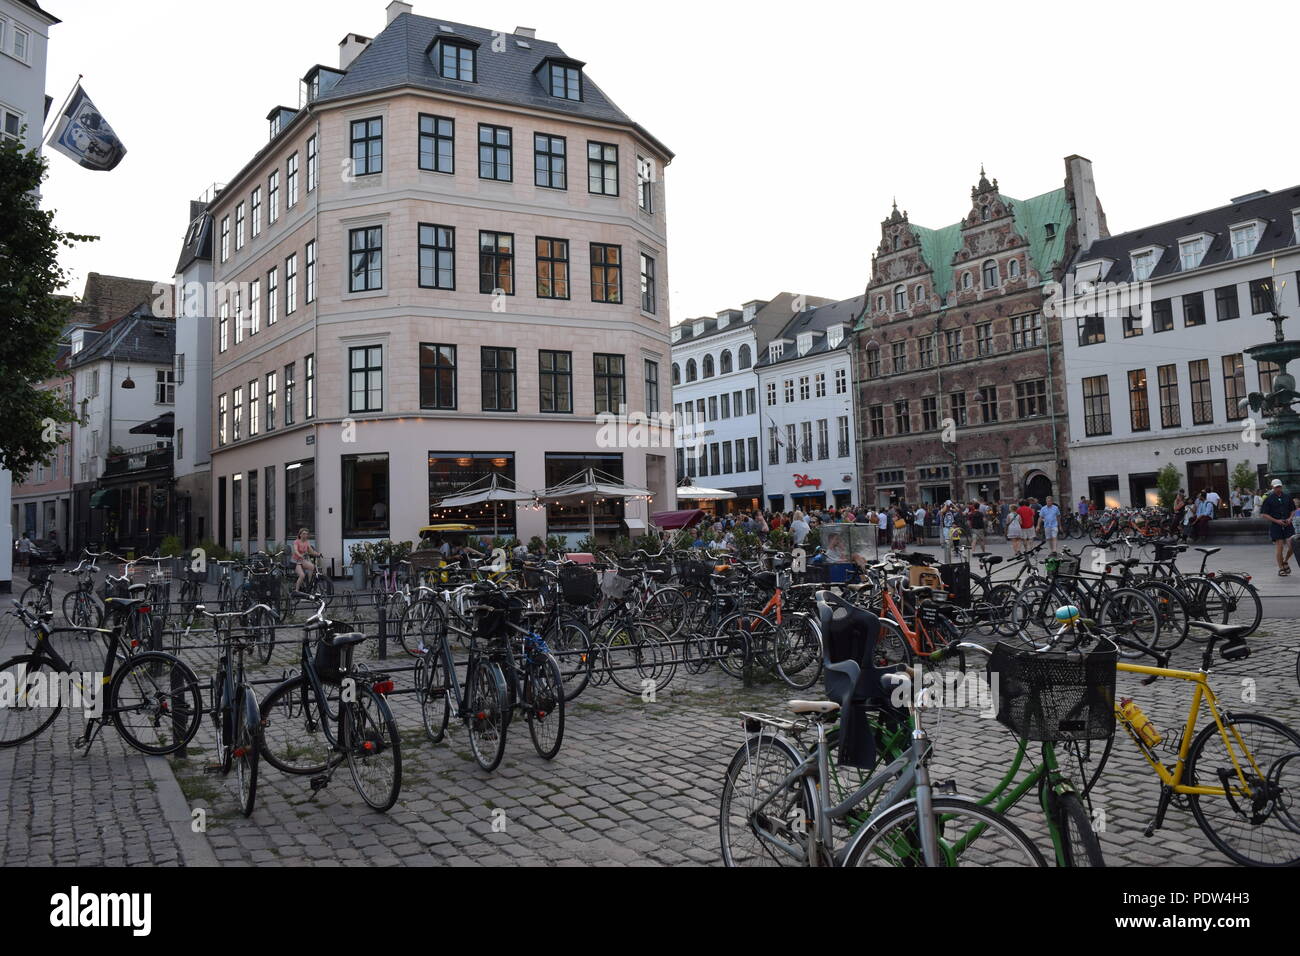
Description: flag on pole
xmin=45 ymin=82 xmax=126 ymax=171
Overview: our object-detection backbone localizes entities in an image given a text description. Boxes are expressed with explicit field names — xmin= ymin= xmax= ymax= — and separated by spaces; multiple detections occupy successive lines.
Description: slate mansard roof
xmin=756 ymin=295 xmax=866 ymax=370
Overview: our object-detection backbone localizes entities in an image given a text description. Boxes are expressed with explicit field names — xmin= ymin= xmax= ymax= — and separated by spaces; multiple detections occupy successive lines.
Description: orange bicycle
xmin=714 ymin=563 xmax=824 ymax=690
xmin=852 ymin=559 xmax=961 ymax=667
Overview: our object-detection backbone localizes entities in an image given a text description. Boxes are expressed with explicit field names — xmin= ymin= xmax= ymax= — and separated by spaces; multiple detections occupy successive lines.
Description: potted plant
xmin=349 ymin=540 xmax=374 ymax=587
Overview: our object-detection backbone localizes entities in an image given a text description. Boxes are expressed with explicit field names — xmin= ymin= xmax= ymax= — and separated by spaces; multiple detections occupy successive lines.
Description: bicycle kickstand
xmin=73 ymin=717 xmax=105 ymax=756
xmin=1142 ymin=784 xmax=1175 ymax=838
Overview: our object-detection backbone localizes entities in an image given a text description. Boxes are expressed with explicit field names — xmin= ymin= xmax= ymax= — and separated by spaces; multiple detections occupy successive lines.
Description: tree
xmin=0 ymin=137 xmax=95 ymax=481
xmin=1231 ymin=461 xmax=1257 ymax=496
xmin=1155 ymin=464 xmax=1181 ymax=510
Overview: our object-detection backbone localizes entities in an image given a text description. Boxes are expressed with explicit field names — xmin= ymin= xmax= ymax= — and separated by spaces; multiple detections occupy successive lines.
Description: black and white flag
xmin=45 ymin=82 xmax=126 ymax=171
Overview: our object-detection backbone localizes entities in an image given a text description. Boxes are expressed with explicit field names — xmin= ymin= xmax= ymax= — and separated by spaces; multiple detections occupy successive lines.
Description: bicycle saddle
xmin=1188 ymin=620 xmax=1249 ymax=640
xmin=322 ymin=630 xmax=367 ymax=648
xmin=901 ymin=585 xmax=935 ymax=599
xmin=786 ymin=700 xmax=839 ymax=715
xmin=1195 ymin=547 xmax=1220 ymax=556
xmin=980 ymin=555 xmax=1004 ymax=567
xmin=103 ymin=597 xmax=148 ymax=613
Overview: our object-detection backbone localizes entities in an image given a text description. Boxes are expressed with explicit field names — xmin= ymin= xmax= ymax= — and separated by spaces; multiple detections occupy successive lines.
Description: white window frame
xmin=1230 ymin=221 xmax=1262 ymax=259
xmin=1177 ymin=233 xmax=1211 ymax=271
xmin=1130 ymin=247 xmax=1160 ymax=281
xmin=0 ymin=100 xmax=24 ymax=144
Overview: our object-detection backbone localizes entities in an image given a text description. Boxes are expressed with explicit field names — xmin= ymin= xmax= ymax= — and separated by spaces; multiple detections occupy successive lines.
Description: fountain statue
xmin=1245 ymin=283 xmax=1300 ymax=496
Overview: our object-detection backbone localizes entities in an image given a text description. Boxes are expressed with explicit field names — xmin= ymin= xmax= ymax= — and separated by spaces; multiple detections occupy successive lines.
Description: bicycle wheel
xmin=63 ymin=590 xmax=101 ymax=629
xmin=874 ymin=617 xmax=914 ymax=667
xmin=719 ymin=732 xmax=818 ymax=867
xmin=1215 ymin=574 xmax=1262 ymax=638
xmin=341 ymin=684 xmax=402 ymax=812
xmin=234 ymin=687 xmax=260 ymax=818
xmin=1185 ymin=578 xmax=1230 ymax=639
xmin=1096 ymin=588 xmax=1161 ymax=660
xmin=642 ymin=587 xmax=688 ymax=637
xmin=1054 ymin=791 xmax=1105 ymax=866
xmin=715 ymin=612 xmax=764 ymax=680
xmin=211 ymin=669 xmax=233 ymax=773
xmin=1186 ymin=713 xmax=1300 ymax=866
xmin=845 ymin=795 xmax=1048 ymax=866
xmin=524 ymin=652 xmax=566 ymax=760
xmin=19 ymin=585 xmax=51 ymax=615
xmin=464 ymin=659 xmax=509 ymax=772
xmin=398 ymin=596 xmax=444 ymax=657
xmin=108 ymin=652 xmax=203 ymax=755
xmin=773 ymin=612 xmax=823 ymax=691
xmin=606 ymin=620 xmax=676 ymax=694
xmin=1132 ymin=580 xmax=1189 ymax=652
xmin=1009 ymin=585 xmax=1059 ymax=650
xmin=0 ymin=655 xmax=64 ymax=747
xmin=247 ymin=605 xmax=276 ymax=665
xmin=416 ymin=645 xmax=451 ymax=743
xmin=544 ymin=616 xmax=593 ymax=702
xmin=258 ymin=677 xmax=333 ymax=775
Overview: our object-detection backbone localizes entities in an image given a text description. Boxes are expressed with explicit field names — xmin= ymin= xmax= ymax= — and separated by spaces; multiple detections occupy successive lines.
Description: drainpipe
xmin=1043 ymin=303 xmax=1063 ymax=497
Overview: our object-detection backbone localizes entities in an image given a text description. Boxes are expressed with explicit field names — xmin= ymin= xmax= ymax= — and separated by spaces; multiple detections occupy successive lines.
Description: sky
xmin=37 ymin=0 xmax=1300 ymax=324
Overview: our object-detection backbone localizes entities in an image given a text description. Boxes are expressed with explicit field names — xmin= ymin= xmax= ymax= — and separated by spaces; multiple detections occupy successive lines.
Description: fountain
xmin=1244 ymin=288 xmax=1300 ymax=496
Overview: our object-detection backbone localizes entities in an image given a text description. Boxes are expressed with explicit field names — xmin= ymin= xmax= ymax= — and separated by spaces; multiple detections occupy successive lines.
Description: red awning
xmin=651 ymin=509 xmax=706 ymax=530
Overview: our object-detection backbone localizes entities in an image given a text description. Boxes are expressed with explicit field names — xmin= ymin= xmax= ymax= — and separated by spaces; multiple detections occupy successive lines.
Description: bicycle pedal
xmin=935 ymin=778 xmax=959 ymax=795
xmin=309 ymin=774 xmax=330 ymax=792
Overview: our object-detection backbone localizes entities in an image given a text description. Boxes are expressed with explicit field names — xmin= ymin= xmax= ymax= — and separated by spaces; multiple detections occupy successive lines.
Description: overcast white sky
xmin=38 ymin=0 xmax=1300 ymax=323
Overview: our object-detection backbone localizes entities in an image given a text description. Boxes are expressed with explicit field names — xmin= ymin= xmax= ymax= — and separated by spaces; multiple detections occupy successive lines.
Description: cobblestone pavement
xmin=3 ymin=576 xmax=1298 ymax=866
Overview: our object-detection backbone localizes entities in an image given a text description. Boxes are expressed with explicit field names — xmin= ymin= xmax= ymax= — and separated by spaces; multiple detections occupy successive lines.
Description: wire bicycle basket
xmin=988 ymin=640 xmax=1117 ymax=743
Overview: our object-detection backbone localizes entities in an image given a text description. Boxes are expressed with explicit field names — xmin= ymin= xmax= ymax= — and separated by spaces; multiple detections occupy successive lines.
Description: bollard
xmin=743 ymin=630 xmax=753 ymax=688
xmin=378 ymin=604 xmax=388 ymax=660
xmin=170 ymin=660 xmax=188 ymax=759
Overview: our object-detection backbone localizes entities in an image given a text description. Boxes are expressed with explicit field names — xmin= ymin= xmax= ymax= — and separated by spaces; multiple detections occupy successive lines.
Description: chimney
xmin=514 ymin=26 xmax=537 ymax=38
xmin=339 ymin=33 xmax=372 ymax=70
xmin=386 ymin=1 xmax=412 ymax=24
xmin=1065 ymin=154 xmax=1107 ymax=254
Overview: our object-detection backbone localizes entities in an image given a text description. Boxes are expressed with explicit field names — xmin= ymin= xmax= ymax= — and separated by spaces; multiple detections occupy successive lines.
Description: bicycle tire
xmin=715 ymin=612 xmax=763 ymax=680
xmin=1096 ymin=588 xmax=1161 ymax=660
xmin=606 ymin=620 xmax=676 ymax=694
xmin=525 ymin=652 xmax=566 ymax=760
xmin=211 ymin=670 xmax=233 ymax=773
xmin=19 ymin=585 xmax=51 ymax=614
xmin=465 ymin=658 xmax=509 ymax=772
xmin=416 ymin=647 xmax=452 ymax=743
xmin=0 ymin=654 xmax=64 ymax=747
xmin=62 ymin=590 xmax=101 ymax=629
xmin=719 ymin=732 xmax=818 ymax=867
xmin=109 ymin=652 xmax=203 ymax=756
xmin=258 ymin=677 xmax=333 ymax=775
xmin=545 ymin=615 xmax=593 ymax=702
xmin=1054 ymin=791 xmax=1105 ymax=866
xmin=642 ymin=586 xmax=688 ymax=637
xmin=234 ymin=686 xmax=260 ymax=818
xmin=844 ymin=795 xmax=1048 ymax=867
xmin=774 ymin=612 xmax=823 ymax=691
xmin=1132 ymin=580 xmax=1190 ymax=652
xmin=1214 ymin=574 xmax=1262 ymax=638
xmin=342 ymin=684 xmax=402 ymax=813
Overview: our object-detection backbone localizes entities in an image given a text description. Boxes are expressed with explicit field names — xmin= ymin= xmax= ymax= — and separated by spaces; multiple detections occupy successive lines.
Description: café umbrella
xmin=540 ymin=468 xmax=652 ymax=541
xmin=430 ymin=473 xmax=536 ymax=537
xmin=674 ymin=483 xmax=737 ymax=501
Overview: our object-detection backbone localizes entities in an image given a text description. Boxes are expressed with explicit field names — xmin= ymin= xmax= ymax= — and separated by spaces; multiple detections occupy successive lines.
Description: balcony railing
xmin=104 ymin=442 xmax=172 ymax=476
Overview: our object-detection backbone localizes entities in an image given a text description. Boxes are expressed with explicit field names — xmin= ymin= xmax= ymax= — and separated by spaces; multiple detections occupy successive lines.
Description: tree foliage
xmin=1155 ymin=463 xmax=1181 ymax=510
xmin=0 ymin=137 xmax=95 ymax=481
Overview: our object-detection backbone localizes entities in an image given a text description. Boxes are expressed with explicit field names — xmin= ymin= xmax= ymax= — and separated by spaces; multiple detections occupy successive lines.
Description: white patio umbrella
xmin=675 ymin=484 xmax=737 ymax=501
xmin=431 ymin=473 xmax=536 ymax=537
xmin=540 ymin=468 xmax=653 ymax=542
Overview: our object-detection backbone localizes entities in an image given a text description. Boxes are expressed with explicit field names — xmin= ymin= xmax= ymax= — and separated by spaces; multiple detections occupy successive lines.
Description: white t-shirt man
xmin=1205 ymin=490 xmax=1220 ymax=511
xmin=878 ymin=510 xmax=889 ymax=532
xmin=914 ymin=507 xmax=927 ymax=529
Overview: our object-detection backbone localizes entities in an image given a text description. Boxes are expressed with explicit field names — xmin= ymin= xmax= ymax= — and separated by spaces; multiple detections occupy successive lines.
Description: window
xmin=746 ymin=388 xmax=756 ymax=414
xmin=285 ymin=459 xmax=315 ymax=540
xmin=1189 ymin=359 xmax=1213 ymax=425
xmin=251 ymin=187 xmax=262 ymax=238
xmin=307 ymin=134 xmax=318 ymax=192
xmin=282 ymin=254 xmax=297 ymax=316
xmin=1215 ymin=285 xmax=1239 ymax=321
xmin=434 ymin=39 xmax=475 ymax=81
xmin=769 ymin=342 xmax=784 ymax=360
xmin=284 ymin=363 xmax=295 ymax=425
xmin=784 ymin=379 xmax=794 ymax=402
xmin=640 ymin=254 xmax=656 ymax=313
xmin=220 ymin=216 xmax=229 ymax=261
xmin=686 ymin=359 xmax=698 ymax=382
xmin=891 ymin=341 xmax=907 ymax=373
xmin=590 ymin=243 xmax=622 ymax=303
xmin=342 ymin=453 xmax=389 ymax=537
xmin=1123 ymin=311 xmax=1143 ymax=338
xmin=8 ymin=22 xmax=29 ymax=62
xmin=645 ymin=359 xmax=660 ymax=414
xmin=1016 ymin=379 xmax=1047 ymax=418
xmin=234 ymin=288 xmax=243 ymax=345
xmin=350 ymin=117 xmax=383 ymax=175
xmin=267 ymin=169 xmax=280 ymax=224
xmin=218 ymin=394 xmax=228 ymax=446
xmin=1158 ymin=364 xmax=1180 ymax=428
xmin=232 ymin=386 xmax=243 ymax=441
xmin=1249 ymin=278 xmax=1274 ymax=314
xmin=915 ymin=284 xmax=926 ymax=304
xmin=1143 ymin=297 xmax=1171 ymax=333
xmin=481 ymin=347 xmax=517 ymax=411
xmin=922 ymin=396 xmax=939 ymax=431
xmin=814 ymin=372 xmax=826 ymax=397
xmin=1231 ymin=223 xmax=1259 ymax=258
xmin=1 ymin=104 xmax=22 ymax=142
xmin=1011 ymin=313 xmax=1043 ymax=349
xmin=420 ymin=344 xmax=457 ymax=410
xmin=708 ymin=396 xmax=718 ymax=419
xmin=637 ymin=156 xmax=654 ymax=212
xmin=1223 ymin=354 xmax=1246 ymax=421
xmin=671 ymin=364 xmax=681 ymax=386
xmin=531 ymin=350 xmax=571 ymax=413
xmin=816 ymin=419 xmax=829 ymax=459
xmin=1259 ymin=360 xmax=1280 ymax=395
xmin=1182 ymin=292 xmax=1206 ymax=327
xmin=944 ymin=329 xmax=962 ymax=363
xmin=348 ymin=345 xmax=383 ymax=413
xmin=420 ymin=114 xmax=454 ymax=173
xmin=532 ymin=132 xmax=566 ymax=189
xmin=739 ymin=344 xmax=752 ymax=369
xmin=304 ymin=353 xmax=315 ymax=419
xmin=866 ymin=346 xmax=881 ymax=376
xmin=979 ymin=386 xmax=998 ymax=423
xmin=1077 ymin=314 xmax=1105 ymax=346
xmin=418 ymin=224 xmax=455 ymax=290
xmin=735 ymin=439 xmax=746 ymax=473
xmin=768 ymin=426 xmax=780 ymax=465
xmin=918 ymin=335 xmax=934 ymax=367
xmin=549 ymin=62 xmax=581 ymax=100
xmin=594 ymin=354 xmax=626 ymax=414
xmin=766 ymin=382 xmax=776 ymax=406
xmin=478 ymin=124 xmax=512 ymax=181
xmin=218 ymin=301 xmax=229 ymax=352
xmin=982 ymin=260 xmax=998 ymax=288
xmin=894 ymin=285 xmax=907 ymax=312
xmin=286 ymin=152 xmax=299 ymax=208
xmin=266 ymin=371 xmax=277 ymax=431
xmin=348 ymin=226 xmax=382 ymax=292
xmin=305 ymin=241 xmax=316 ymax=303
xmin=232 ymin=474 xmax=242 ymax=540
xmin=833 ymin=368 xmax=847 ymax=395
xmin=1131 ymin=250 xmax=1156 ymax=280
xmin=1127 ymin=370 xmax=1149 ymax=432
xmin=800 ymin=422 xmax=813 ymax=461
xmin=588 ymin=141 xmax=618 ymax=195
xmin=721 ymin=441 xmax=733 ymax=474
xmin=1008 ymin=258 xmax=1020 ymax=279
xmin=479 ymin=231 xmax=514 ymax=295
xmin=950 ymin=391 xmax=967 ymax=426
xmin=1179 ymin=237 xmax=1205 ymax=270
xmin=235 ymin=202 xmax=245 ymax=250
xmin=248 ymin=279 xmax=260 ymax=334
xmin=894 ymin=400 xmax=911 ymax=434
xmin=799 ymin=376 xmax=810 ymax=401
xmin=962 ymin=271 xmax=973 ymax=290
xmin=155 ymin=368 xmax=175 ymax=404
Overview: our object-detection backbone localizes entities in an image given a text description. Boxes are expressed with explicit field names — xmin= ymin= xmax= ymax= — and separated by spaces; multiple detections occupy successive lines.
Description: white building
xmin=172 ymin=198 xmax=215 ymax=547
xmin=1060 ymin=187 xmax=1300 ymax=507
xmin=1 ymin=0 xmax=59 ymax=590
xmin=755 ymin=296 xmax=863 ymax=513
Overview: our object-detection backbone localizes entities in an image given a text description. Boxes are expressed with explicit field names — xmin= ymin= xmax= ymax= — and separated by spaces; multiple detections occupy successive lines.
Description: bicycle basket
xmin=1153 ymin=541 xmax=1180 ymax=562
xmin=1044 ymin=554 xmax=1080 ymax=576
xmin=600 ymin=572 xmax=633 ymax=600
xmin=313 ymin=629 xmax=347 ymax=684
xmin=988 ymin=641 xmax=1117 ymax=742
xmin=27 ymin=563 xmax=53 ymax=585
xmin=681 ymin=560 xmax=713 ymax=587
xmin=559 ymin=563 xmax=598 ymax=606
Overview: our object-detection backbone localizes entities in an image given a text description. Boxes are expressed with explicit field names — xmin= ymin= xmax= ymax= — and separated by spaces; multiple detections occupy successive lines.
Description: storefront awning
xmin=89 ymin=489 xmax=112 ymax=508
xmin=623 ymin=517 xmax=647 ymax=531
xmin=651 ymin=509 xmax=705 ymax=530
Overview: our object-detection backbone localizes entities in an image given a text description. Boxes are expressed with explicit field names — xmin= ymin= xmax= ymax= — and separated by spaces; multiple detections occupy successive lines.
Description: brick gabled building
xmin=853 ymin=156 xmax=1107 ymax=509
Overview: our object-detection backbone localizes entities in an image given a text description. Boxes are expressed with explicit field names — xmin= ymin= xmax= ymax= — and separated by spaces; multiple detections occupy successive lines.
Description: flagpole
xmin=42 ymin=74 xmax=83 ymax=145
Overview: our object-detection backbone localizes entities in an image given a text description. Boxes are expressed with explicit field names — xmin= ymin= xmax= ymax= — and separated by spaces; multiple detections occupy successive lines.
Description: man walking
xmin=1261 ymin=479 xmax=1294 ymax=576
xmin=1038 ymin=495 xmax=1061 ymax=554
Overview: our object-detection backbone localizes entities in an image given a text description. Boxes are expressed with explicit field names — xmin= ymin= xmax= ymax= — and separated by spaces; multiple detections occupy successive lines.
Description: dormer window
xmin=1179 ymin=235 xmax=1209 ymax=271
xmin=432 ymin=38 xmax=477 ymax=81
xmin=693 ymin=321 xmax=706 ymax=336
xmin=1230 ymin=222 xmax=1261 ymax=259
xmin=1130 ymin=249 xmax=1157 ymax=281
xmin=1044 ymin=223 xmax=1057 ymax=241
xmin=1293 ymin=210 xmax=1300 ymax=243
xmin=769 ymin=342 xmax=784 ymax=361
xmin=549 ymin=63 xmax=582 ymax=100
xmin=797 ymin=333 xmax=814 ymax=356
xmin=827 ymin=326 xmax=844 ymax=348
xmin=270 ymin=114 xmax=282 ymax=138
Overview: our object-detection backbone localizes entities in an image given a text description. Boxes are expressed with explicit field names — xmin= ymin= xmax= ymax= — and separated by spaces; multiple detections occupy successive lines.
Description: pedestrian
xmin=968 ymin=502 xmax=986 ymax=550
xmin=1241 ymin=489 xmax=1254 ymax=519
xmin=878 ymin=506 xmax=890 ymax=546
xmin=1012 ymin=499 xmax=1036 ymax=554
xmin=913 ymin=504 xmax=927 ymax=544
xmin=292 ymin=527 xmax=322 ymax=590
xmin=1078 ymin=496 xmax=1090 ymax=519
xmin=891 ymin=505 xmax=909 ymax=551
xmin=1039 ymin=495 xmax=1061 ymax=554
xmin=1261 ymin=479 xmax=1293 ymax=576
xmin=1191 ymin=493 xmax=1214 ymax=541
xmin=1205 ymin=487 xmax=1221 ymax=516
xmin=790 ymin=509 xmax=810 ymax=546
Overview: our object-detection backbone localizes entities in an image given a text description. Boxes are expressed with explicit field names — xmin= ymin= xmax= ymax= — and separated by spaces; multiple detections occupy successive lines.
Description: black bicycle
xmin=257 ymin=595 xmax=402 ymax=812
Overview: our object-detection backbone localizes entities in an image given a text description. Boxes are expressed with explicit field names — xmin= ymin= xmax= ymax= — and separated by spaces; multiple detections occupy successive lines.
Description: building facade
xmin=756 ymin=296 xmax=862 ymax=513
xmin=172 ymin=200 xmax=215 ymax=548
xmin=854 ymin=157 xmax=1106 ymax=509
xmin=205 ymin=4 xmax=674 ymax=564
xmin=1060 ymin=187 xmax=1300 ymax=507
